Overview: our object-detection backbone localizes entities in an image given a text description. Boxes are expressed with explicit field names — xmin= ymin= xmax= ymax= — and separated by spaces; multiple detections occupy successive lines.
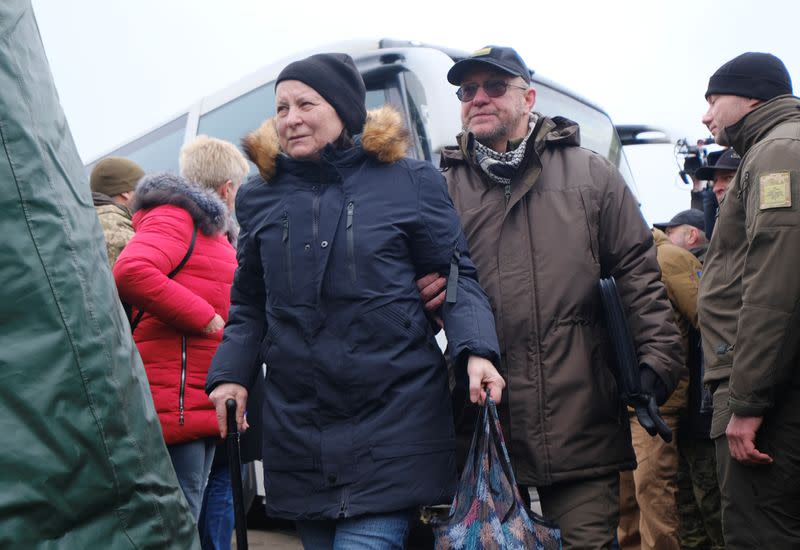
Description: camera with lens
xmin=676 ymin=137 xmax=714 ymax=186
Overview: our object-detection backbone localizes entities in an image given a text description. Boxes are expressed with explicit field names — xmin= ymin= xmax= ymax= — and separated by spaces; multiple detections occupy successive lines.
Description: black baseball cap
xmin=447 ymin=46 xmax=531 ymax=85
xmin=653 ymin=209 xmax=706 ymax=232
xmin=694 ymin=148 xmax=741 ymax=180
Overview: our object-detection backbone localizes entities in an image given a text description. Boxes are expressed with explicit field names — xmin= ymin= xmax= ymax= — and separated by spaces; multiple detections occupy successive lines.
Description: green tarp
xmin=0 ymin=2 xmax=200 ymax=547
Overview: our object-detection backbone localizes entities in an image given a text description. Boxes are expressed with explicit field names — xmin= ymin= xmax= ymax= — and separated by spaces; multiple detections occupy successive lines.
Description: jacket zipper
xmin=346 ymin=201 xmax=356 ymax=282
xmin=312 ymin=193 xmax=320 ymax=243
xmin=282 ymin=211 xmax=293 ymax=292
xmin=179 ymin=336 xmax=187 ymax=426
xmin=338 ymin=487 xmax=350 ymax=518
xmin=504 ymin=182 xmax=512 ymax=204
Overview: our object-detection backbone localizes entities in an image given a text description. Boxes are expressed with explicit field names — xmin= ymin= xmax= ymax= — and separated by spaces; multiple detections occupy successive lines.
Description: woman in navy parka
xmin=206 ymin=53 xmax=503 ymax=548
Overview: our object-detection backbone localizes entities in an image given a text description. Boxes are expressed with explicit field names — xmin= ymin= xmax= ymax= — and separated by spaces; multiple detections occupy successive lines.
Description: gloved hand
xmin=640 ymin=366 xmax=669 ymax=406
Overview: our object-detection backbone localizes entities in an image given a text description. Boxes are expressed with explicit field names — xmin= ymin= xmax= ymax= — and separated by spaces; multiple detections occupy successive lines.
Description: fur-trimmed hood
xmin=132 ymin=173 xmax=229 ymax=236
xmin=242 ymin=105 xmax=409 ymax=181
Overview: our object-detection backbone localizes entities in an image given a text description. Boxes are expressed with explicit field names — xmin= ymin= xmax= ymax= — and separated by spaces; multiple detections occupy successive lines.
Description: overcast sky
xmin=31 ymin=0 xmax=798 ymax=162
xmin=28 ymin=1 xmax=799 ymax=223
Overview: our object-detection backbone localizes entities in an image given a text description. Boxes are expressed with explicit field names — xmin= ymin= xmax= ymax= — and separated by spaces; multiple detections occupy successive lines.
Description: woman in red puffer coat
xmin=114 ymin=171 xmax=238 ymax=520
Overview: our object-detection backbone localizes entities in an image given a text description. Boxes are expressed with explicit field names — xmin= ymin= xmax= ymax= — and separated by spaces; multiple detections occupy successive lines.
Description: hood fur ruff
xmin=242 ymin=105 xmax=409 ymax=181
xmin=132 ymin=172 xmax=229 ymax=236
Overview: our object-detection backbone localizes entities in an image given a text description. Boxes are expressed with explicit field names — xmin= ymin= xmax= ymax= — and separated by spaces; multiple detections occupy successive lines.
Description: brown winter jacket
xmin=698 ymin=95 xmax=800 ymax=436
xmin=441 ymin=114 xmax=683 ymax=486
xmin=652 ymin=228 xmax=702 ymax=413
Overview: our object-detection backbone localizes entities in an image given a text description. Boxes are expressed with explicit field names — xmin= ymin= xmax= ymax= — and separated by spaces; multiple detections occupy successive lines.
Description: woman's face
xmin=275 ymin=80 xmax=345 ymax=161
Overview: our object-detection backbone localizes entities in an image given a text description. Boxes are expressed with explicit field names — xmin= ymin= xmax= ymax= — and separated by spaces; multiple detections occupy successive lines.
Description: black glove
xmin=640 ymin=366 xmax=669 ymax=406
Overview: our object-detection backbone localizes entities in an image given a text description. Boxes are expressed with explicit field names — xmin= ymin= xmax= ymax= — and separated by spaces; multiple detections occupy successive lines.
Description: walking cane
xmin=226 ymin=399 xmax=248 ymax=549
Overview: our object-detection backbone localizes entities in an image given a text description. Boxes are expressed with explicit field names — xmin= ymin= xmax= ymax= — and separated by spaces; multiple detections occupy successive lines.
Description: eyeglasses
xmin=455 ymin=79 xmax=529 ymax=102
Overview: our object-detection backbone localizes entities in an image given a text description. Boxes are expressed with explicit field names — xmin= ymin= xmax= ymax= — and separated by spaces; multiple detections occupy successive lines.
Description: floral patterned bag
xmin=432 ymin=397 xmax=562 ymax=549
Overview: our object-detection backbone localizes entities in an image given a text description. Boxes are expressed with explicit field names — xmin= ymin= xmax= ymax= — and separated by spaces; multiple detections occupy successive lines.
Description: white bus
xmin=86 ymin=38 xmax=638 ymax=196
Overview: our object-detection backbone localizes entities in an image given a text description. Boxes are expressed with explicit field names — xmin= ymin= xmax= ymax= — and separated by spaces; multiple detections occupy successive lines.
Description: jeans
xmin=199 ymin=445 xmax=235 ymax=550
xmin=296 ymin=509 xmax=414 ymax=550
xmin=167 ymin=438 xmax=217 ymax=521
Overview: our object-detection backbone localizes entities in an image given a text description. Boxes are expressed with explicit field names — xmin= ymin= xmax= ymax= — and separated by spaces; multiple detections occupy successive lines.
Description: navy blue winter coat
xmin=207 ymin=106 xmax=500 ymax=520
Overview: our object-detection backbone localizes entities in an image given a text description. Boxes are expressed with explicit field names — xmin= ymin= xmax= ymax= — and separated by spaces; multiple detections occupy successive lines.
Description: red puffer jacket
xmin=114 ymin=173 xmax=237 ymax=445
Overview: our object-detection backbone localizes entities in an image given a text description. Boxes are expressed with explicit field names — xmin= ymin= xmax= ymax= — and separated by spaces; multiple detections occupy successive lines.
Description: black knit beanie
xmin=276 ymin=53 xmax=367 ymax=134
xmin=706 ymin=52 xmax=792 ymax=101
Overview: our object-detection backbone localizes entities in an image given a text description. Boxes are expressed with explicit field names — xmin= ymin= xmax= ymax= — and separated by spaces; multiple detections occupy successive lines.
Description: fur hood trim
xmin=242 ymin=105 xmax=409 ymax=181
xmin=132 ymin=173 xmax=229 ymax=236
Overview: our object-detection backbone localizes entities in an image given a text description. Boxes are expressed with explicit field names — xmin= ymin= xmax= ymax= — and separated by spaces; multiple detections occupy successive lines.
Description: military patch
xmin=472 ymin=47 xmax=492 ymax=57
xmin=759 ymin=171 xmax=792 ymax=209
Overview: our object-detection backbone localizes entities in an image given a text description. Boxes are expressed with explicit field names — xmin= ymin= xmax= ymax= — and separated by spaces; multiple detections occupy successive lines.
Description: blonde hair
xmin=179 ymin=135 xmax=249 ymax=191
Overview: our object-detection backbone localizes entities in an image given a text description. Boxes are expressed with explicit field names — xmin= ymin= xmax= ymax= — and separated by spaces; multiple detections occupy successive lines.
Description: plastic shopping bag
xmin=432 ymin=397 xmax=562 ymax=549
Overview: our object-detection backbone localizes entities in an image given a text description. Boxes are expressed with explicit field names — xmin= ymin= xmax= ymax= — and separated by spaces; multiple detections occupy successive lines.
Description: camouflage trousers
xmin=677 ymin=438 xmax=724 ymax=549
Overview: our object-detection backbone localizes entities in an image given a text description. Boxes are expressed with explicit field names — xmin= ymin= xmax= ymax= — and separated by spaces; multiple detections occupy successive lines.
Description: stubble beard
xmin=469 ymin=122 xmax=513 ymax=149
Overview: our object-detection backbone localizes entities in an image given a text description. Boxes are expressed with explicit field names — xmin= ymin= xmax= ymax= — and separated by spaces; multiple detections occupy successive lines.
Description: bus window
xmin=88 ymin=114 xmax=188 ymax=175
xmin=366 ymin=89 xmax=387 ymax=110
xmin=363 ymin=68 xmax=430 ymax=162
xmin=533 ymin=82 xmax=635 ymax=191
xmin=534 ymin=83 xmax=617 ymax=159
xmin=401 ymin=70 xmax=432 ymax=162
xmin=197 ymin=83 xmax=276 ymax=172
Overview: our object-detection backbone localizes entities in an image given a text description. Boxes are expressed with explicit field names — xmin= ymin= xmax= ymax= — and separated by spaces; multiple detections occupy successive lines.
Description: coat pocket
xmin=263 ymin=430 xmax=316 ymax=471
xmin=259 ymin=323 xmax=283 ymax=365
xmin=281 ymin=211 xmax=294 ymax=293
xmin=353 ymin=303 xmax=427 ymax=350
xmin=370 ymin=438 xmax=455 ymax=460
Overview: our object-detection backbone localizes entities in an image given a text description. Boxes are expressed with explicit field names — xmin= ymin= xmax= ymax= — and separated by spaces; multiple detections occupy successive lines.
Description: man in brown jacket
xmin=419 ymin=45 xmax=682 ymax=549
xmin=618 ymin=229 xmax=704 ymax=550
xmin=698 ymin=51 xmax=800 ymax=548
xmin=655 ymin=210 xmax=724 ymax=549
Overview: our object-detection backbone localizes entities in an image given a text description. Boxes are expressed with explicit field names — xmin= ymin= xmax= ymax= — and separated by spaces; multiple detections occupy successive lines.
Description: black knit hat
xmin=276 ymin=53 xmax=367 ymax=134
xmin=705 ymin=52 xmax=792 ymax=101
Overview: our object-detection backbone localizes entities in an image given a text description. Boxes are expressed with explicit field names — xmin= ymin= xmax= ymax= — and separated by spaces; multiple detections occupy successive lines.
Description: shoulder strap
xmin=130 ymin=222 xmax=198 ymax=332
xmin=167 ymin=223 xmax=198 ymax=277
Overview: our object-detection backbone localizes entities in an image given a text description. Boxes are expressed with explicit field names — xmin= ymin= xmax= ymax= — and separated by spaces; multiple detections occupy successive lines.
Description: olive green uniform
xmin=698 ymin=95 xmax=800 ymax=548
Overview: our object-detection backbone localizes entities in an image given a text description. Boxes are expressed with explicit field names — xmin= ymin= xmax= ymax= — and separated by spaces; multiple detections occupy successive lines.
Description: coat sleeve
xmin=596 ymin=158 xmax=684 ymax=394
xmin=408 ymin=163 xmax=500 ymax=369
xmin=728 ymin=141 xmax=800 ymax=417
xmin=113 ymin=207 xmax=215 ymax=333
xmin=206 ymin=184 xmax=267 ymax=393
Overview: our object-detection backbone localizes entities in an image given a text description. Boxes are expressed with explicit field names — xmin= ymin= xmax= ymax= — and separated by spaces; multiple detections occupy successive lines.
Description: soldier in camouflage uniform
xmin=659 ymin=210 xmax=724 ymax=549
xmin=676 ymin=438 xmax=723 ymax=549
xmin=90 ymin=157 xmax=144 ymax=267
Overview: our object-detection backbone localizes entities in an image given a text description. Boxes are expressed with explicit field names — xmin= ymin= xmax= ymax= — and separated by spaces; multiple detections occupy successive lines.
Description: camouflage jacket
xmin=93 ymin=191 xmax=134 ymax=267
